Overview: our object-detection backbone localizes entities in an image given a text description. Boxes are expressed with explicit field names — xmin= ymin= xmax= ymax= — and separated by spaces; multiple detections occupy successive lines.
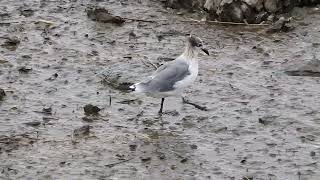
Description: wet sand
xmin=0 ymin=1 xmax=320 ymax=179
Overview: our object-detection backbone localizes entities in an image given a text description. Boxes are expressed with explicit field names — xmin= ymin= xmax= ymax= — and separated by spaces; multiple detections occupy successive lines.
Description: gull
xmin=130 ymin=35 xmax=209 ymax=114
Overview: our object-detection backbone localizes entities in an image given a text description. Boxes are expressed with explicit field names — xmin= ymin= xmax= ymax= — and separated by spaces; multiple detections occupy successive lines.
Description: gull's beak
xmin=201 ymin=48 xmax=209 ymax=55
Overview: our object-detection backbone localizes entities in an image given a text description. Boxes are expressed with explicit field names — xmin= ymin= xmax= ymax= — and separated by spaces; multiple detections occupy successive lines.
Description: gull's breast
xmin=173 ymin=60 xmax=198 ymax=90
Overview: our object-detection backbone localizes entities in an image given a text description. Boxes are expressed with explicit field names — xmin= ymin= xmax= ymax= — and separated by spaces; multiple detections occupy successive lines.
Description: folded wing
xmin=135 ymin=59 xmax=190 ymax=93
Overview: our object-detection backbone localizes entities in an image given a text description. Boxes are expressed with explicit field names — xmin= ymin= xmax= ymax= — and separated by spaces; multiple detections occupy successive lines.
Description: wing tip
xmin=129 ymin=84 xmax=136 ymax=91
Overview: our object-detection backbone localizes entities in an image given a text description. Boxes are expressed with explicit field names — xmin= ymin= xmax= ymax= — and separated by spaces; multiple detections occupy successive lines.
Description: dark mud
xmin=0 ymin=1 xmax=320 ymax=180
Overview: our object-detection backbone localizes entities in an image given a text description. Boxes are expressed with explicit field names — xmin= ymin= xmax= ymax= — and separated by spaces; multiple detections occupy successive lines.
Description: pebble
xmin=84 ymin=104 xmax=100 ymax=115
xmin=0 ymin=88 xmax=5 ymax=100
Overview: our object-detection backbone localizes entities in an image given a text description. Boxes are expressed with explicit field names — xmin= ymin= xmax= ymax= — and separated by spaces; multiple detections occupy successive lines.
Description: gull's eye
xmin=196 ymin=43 xmax=202 ymax=47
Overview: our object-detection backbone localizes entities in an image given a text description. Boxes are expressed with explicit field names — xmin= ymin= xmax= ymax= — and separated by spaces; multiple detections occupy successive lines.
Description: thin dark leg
xmin=158 ymin=98 xmax=165 ymax=114
xmin=182 ymin=97 xmax=208 ymax=111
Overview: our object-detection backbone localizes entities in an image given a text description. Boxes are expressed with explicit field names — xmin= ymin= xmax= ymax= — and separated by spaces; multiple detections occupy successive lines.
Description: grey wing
xmin=139 ymin=60 xmax=190 ymax=92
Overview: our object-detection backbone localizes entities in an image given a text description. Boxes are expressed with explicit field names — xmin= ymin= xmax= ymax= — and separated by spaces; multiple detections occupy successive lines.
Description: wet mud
xmin=0 ymin=0 xmax=320 ymax=180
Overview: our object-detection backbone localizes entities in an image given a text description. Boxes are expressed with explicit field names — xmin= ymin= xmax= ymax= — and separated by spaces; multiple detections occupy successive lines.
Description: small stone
xmin=180 ymin=157 xmax=188 ymax=163
xmin=168 ymin=126 xmax=178 ymax=130
xmin=190 ymin=144 xmax=198 ymax=149
xmin=18 ymin=66 xmax=32 ymax=73
xmin=129 ymin=31 xmax=137 ymax=41
xmin=20 ymin=9 xmax=34 ymax=17
xmin=240 ymin=159 xmax=246 ymax=164
xmin=158 ymin=153 xmax=166 ymax=160
xmin=42 ymin=107 xmax=52 ymax=115
xmin=269 ymin=153 xmax=277 ymax=157
xmin=140 ymin=157 xmax=151 ymax=162
xmin=87 ymin=7 xmax=125 ymax=24
xmin=0 ymin=59 xmax=9 ymax=64
xmin=91 ymin=50 xmax=99 ymax=56
xmin=310 ymin=151 xmax=316 ymax=157
xmin=258 ymin=116 xmax=276 ymax=125
xmin=129 ymin=144 xmax=137 ymax=151
xmin=84 ymin=104 xmax=100 ymax=115
xmin=59 ymin=161 xmax=66 ymax=167
xmin=24 ymin=121 xmax=41 ymax=127
xmin=0 ymin=88 xmax=5 ymax=100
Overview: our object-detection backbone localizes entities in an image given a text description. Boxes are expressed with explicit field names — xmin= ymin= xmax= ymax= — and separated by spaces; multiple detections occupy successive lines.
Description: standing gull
xmin=130 ymin=35 xmax=209 ymax=114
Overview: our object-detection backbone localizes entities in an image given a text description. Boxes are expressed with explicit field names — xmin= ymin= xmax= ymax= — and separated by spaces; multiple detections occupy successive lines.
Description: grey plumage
xmin=135 ymin=58 xmax=190 ymax=93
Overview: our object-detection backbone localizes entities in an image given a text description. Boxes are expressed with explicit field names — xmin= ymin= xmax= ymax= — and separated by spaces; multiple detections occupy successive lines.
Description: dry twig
xmin=181 ymin=18 xmax=270 ymax=26
xmin=105 ymin=157 xmax=135 ymax=168
xmin=140 ymin=58 xmax=158 ymax=70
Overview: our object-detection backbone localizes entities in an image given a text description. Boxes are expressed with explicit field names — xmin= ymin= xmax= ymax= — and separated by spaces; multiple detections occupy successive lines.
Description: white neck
xmin=181 ymin=43 xmax=198 ymax=61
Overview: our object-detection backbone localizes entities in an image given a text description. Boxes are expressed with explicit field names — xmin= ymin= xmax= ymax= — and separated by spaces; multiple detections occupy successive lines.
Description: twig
xmin=123 ymin=17 xmax=159 ymax=23
xmin=182 ymin=97 xmax=208 ymax=111
xmin=0 ymin=23 xmax=11 ymax=26
xmin=0 ymin=21 xmax=23 ymax=24
xmin=1 ymin=17 xmax=269 ymax=27
xmin=37 ymin=19 xmax=55 ymax=25
xmin=145 ymin=58 xmax=158 ymax=70
xmin=140 ymin=58 xmax=158 ymax=70
xmin=181 ymin=18 xmax=270 ymax=26
xmin=206 ymin=19 xmax=270 ymax=26
xmin=140 ymin=59 xmax=152 ymax=69
xmin=105 ymin=157 xmax=135 ymax=168
xmin=0 ymin=19 xmax=55 ymax=25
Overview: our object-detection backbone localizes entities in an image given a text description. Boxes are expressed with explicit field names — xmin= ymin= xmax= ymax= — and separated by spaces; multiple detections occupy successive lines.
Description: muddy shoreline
xmin=1 ymin=0 xmax=320 ymax=179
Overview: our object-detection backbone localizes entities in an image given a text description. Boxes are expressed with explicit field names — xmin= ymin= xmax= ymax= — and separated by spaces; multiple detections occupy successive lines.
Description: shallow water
xmin=0 ymin=0 xmax=320 ymax=179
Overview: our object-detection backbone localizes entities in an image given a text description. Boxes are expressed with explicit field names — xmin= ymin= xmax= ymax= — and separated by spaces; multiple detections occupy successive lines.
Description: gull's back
xmin=133 ymin=56 xmax=190 ymax=95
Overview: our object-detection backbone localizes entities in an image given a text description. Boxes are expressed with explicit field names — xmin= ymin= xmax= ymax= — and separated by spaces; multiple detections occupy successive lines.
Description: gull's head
xmin=188 ymin=35 xmax=209 ymax=55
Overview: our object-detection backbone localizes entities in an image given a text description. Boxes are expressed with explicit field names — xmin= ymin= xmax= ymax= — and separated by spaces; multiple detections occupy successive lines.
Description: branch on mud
xmin=0 ymin=19 xmax=55 ymax=25
xmin=123 ymin=17 xmax=160 ymax=23
xmin=123 ymin=17 xmax=271 ymax=27
xmin=182 ymin=97 xmax=208 ymax=111
xmin=181 ymin=18 xmax=271 ymax=26
xmin=105 ymin=157 xmax=135 ymax=168
xmin=1 ymin=18 xmax=270 ymax=27
xmin=140 ymin=58 xmax=158 ymax=70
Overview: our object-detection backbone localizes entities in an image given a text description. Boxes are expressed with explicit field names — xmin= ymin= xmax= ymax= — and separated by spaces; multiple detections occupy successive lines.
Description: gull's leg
xmin=158 ymin=98 xmax=165 ymax=114
xmin=181 ymin=96 xmax=186 ymax=103
xmin=182 ymin=96 xmax=208 ymax=111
